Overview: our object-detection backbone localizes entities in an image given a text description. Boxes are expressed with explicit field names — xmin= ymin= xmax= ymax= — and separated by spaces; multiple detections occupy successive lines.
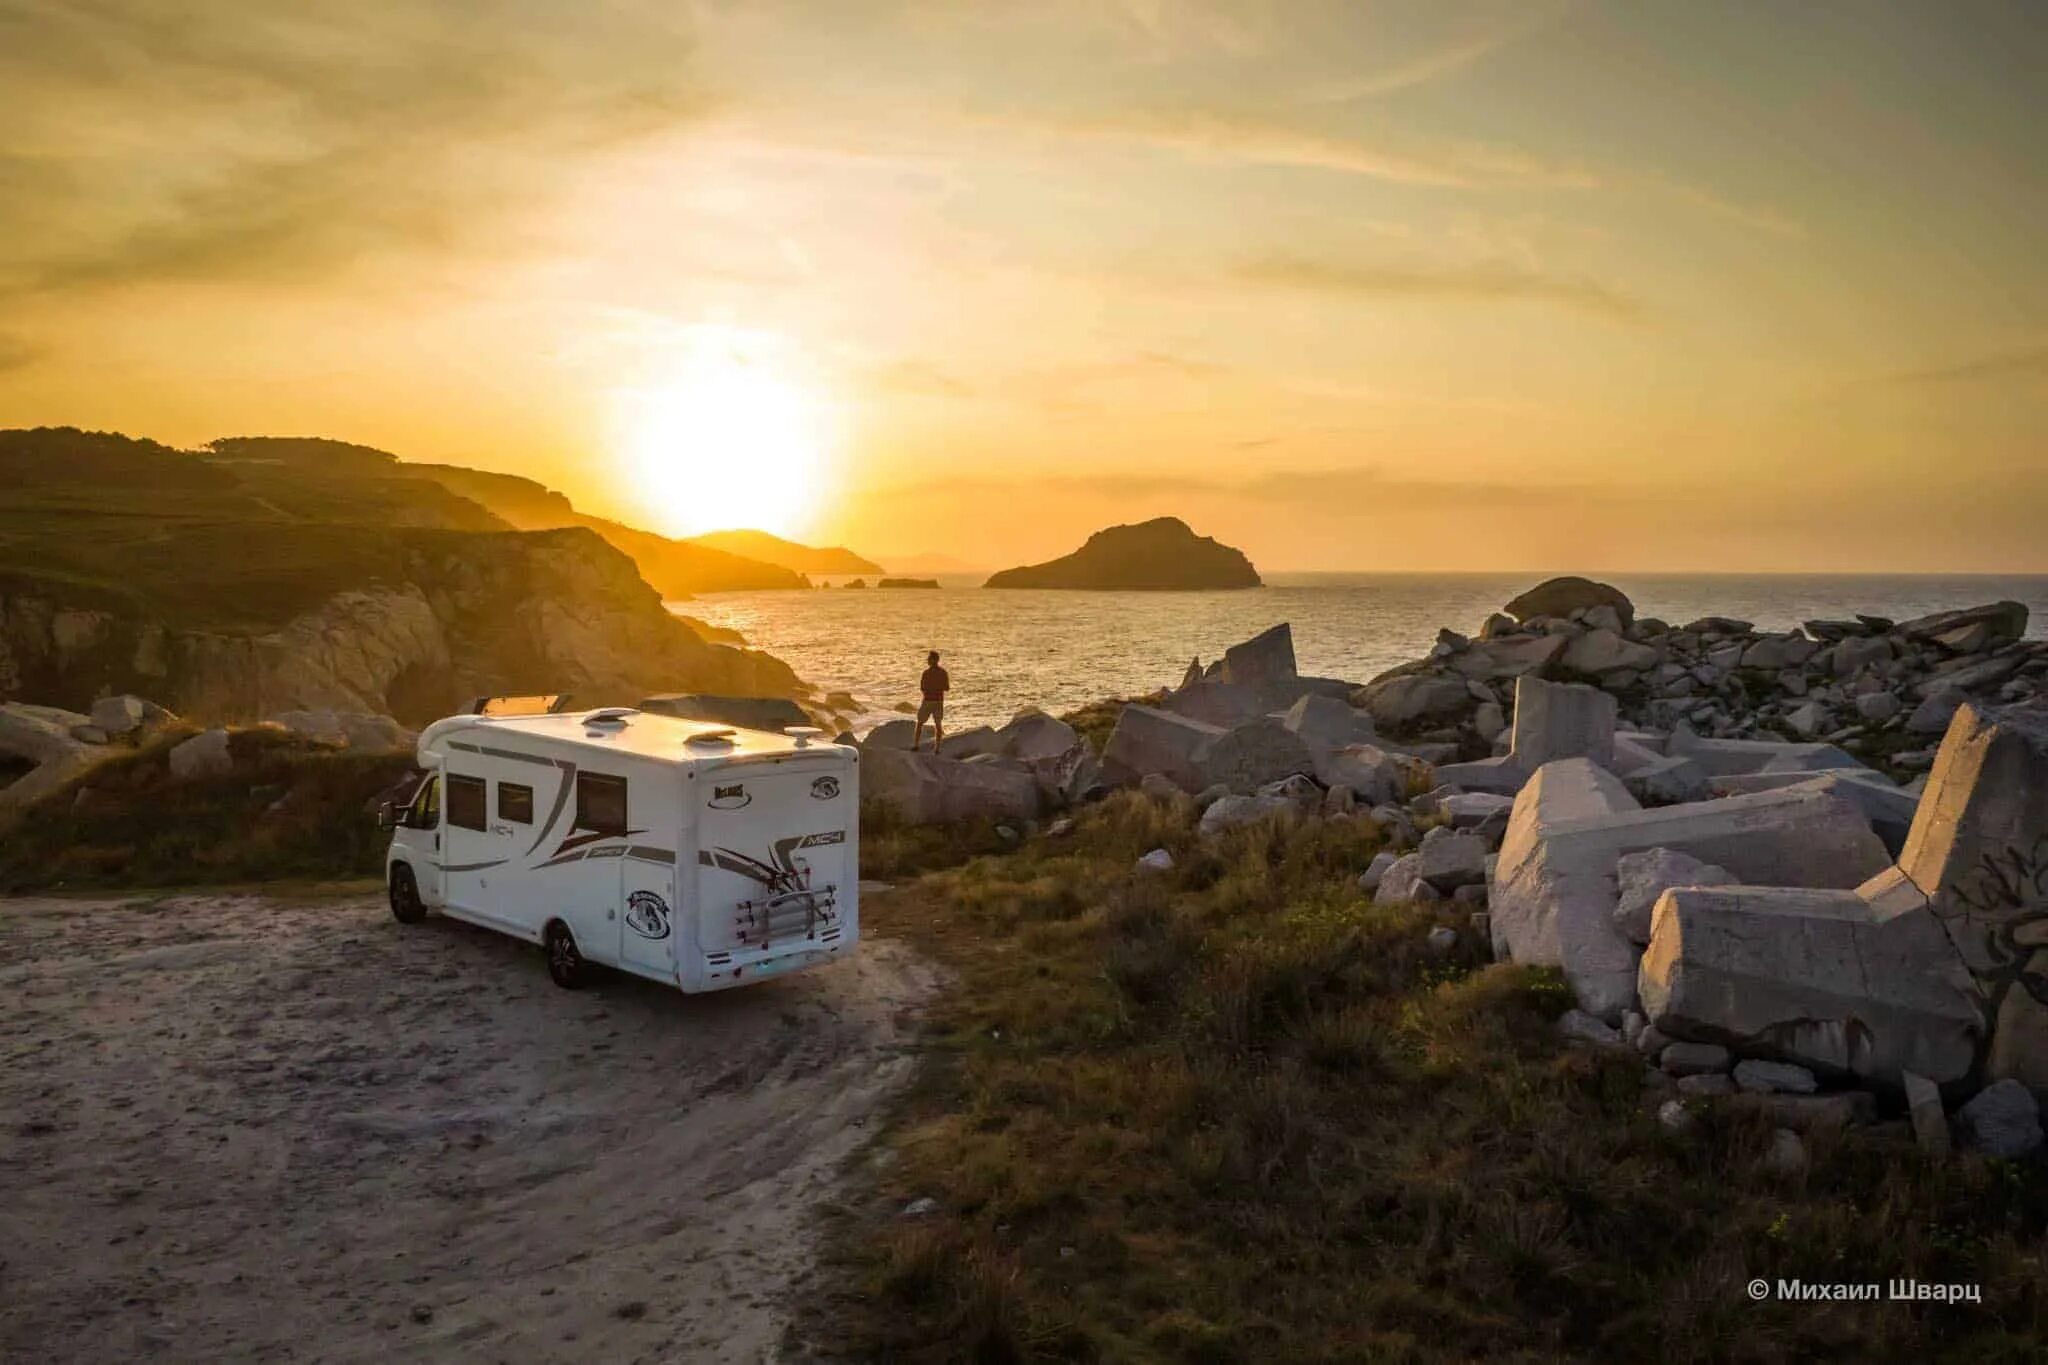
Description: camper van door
xmin=619 ymin=847 xmax=679 ymax=981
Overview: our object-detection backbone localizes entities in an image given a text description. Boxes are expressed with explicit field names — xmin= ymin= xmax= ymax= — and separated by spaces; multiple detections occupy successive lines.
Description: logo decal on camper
xmin=698 ymin=831 xmax=846 ymax=891
xmin=810 ymin=776 xmax=840 ymax=800
xmin=624 ymin=889 xmax=671 ymax=940
xmin=709 ymin=783 xmax=751 ymax=810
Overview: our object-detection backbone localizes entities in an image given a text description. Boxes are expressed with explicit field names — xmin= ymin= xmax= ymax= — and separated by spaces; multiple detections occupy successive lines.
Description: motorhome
xmin=381 ymin=700 xmax=859 ymax=992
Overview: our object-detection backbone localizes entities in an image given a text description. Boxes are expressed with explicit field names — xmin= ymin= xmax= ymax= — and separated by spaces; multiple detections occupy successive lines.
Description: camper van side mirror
xmin=377 ymin=801 xmax=398 ymax=831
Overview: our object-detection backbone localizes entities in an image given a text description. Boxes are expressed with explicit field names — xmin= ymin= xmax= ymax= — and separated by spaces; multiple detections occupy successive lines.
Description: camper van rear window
xmin=497 ymin=781 xmax=534 ymax=824
xmin=446 ymin=774 xmax=487 ymax=832
xmin=575 ymin=772 xmax=628 ymax=838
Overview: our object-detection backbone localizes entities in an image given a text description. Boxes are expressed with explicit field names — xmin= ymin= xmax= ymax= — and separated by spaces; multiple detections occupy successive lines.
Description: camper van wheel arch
xmin=388 ymin=864 xmax=426 ymax=925
xmin=544 ymin=921 xmax=591 ymax=990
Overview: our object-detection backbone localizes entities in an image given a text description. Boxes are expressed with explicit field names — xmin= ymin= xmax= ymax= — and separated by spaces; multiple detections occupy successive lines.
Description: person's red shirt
xmin=920 ymin=665 xmax=949 ymax=700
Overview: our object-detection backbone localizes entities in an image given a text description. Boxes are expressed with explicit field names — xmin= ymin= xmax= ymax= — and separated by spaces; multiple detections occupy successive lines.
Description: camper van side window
xmin=575 ymin=772 xmax=629 ymax=838
xmin=497 ymin=782 xmax=534 ymax=824
xmin=446 ymin=774 xmax=487 ymax=832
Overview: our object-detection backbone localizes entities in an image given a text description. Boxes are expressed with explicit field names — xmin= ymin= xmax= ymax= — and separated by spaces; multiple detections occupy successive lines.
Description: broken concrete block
xmin=1902 ymin=1071 xmax=1950 ymax=1157
xmin=1638 ymin=884 xmax=1982 ymax=1086
xmin=1280 ymin=693 xmax=1377 ymax=753
xmin=1667 ymin=726 xmax=1860 ymax=777
xmin=1896 ymin=702 xmax=2048 ymax=982
xmin=1199 ymin=792 xmax=1295 ymax=835
xmin=1733 ymin=1060 xmax=1818 ymax=1094
xmin=1612 ymin=847 xmax=1734 ymax=945
xmin=1623 ymin=754 xmax=1712 ymax=806
xmin=995 ymin=709 xmax=1084 ymax=762
xmin=1740 ymin=634 xmax=1819 ymax=670
xmin=1220 ymin=623 xmax=1296 ymax=687
xmin=1354 ymin=672 xmax=1477 ymax=729
xmin=1661 ymin=1041 xmax=1733 ymax=1075
xmin=1358 ymin=851 xmax=1397 ymax=893
xmin=1161 ymin=677 xmax=1264 ymax=728
xmin=1510 ymin=675 xmax=1617 ymax=771
xmin=1432 ymin=753 xmax=1527 ymax=796
xmin=1375 ymin=853 xmax=1432 ymax=903
xmin=862 ymin=747 xmax=1041 ymax=824
xmin=1414 ymin=827 xmax=1490 ymax=892
xmin=1440 ymin=791 xmax=1516 ymax=829
xmin=1563 ymin=628 xmax=1659 ymax=676
xmin=1955 ymin=1079 xmax=2043 ymax=1158
xmin=1102 ymin=704 xmax=1224 ymax=791
xmin=1311 ymin=744 xmax=1404 ymax=806
xmin=1492 ymin=759 xmax=1893 ymax=1019
xmin=1194 ymin=718 xmax=1317 ymax=793
xmin=1558 ymin=1009 xmax=1625 ymax=1048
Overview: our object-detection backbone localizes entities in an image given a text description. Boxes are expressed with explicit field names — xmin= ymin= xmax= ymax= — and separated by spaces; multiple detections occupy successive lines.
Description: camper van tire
xmin=545 ymin=921 xmax=592 ymax=990
xmin=388 ymin=865 xmax=426 ymax=925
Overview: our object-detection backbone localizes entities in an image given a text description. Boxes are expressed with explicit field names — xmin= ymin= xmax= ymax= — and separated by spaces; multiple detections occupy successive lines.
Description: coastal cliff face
xmin=0 ymin=429 xmax=804 ymax=721
xmin=0 ymin=527 xmax=799 ymax=722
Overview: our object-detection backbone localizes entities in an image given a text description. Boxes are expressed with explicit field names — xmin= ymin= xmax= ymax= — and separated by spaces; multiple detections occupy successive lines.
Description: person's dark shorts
xmin=917 ymin=697 xmax=944 ymax=724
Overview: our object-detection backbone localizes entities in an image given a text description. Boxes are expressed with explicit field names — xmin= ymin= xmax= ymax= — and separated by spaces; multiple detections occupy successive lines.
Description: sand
xmin=0 ymin=892 xmax=935 ymax=1362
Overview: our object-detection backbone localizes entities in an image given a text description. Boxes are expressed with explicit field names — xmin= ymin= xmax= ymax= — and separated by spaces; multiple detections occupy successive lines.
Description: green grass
xmin=0 ymin=728 xmax=413 ymax=892
xmin=830 ymin=792 xmax=2048 ymax=1362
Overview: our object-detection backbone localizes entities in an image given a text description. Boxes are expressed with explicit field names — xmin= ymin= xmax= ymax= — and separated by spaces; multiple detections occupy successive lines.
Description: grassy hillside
xmin=410 ymin=463 xmax=810 ymax=594
xmin=0 ymin=726 xmax=411 ymax=892
xmin=824 ymin=795 xmax=2048 ymax=1361
xmin=689 ymin=528 xmax=881 ymax=576
xmin=0 ymin=430 xmax=512 ymax=629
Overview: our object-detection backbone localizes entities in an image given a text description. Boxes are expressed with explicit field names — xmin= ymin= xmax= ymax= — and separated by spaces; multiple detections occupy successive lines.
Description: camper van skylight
xmin=584 ymin=707 xmax=635 ymax=726
xmin=470 ymin=694 xmax=572 ymax=717
xmin=685 ymin=727 xmax=736 ymax=745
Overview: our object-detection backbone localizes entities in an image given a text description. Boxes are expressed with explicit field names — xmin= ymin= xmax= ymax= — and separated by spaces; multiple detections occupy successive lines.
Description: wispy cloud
xmin=0 ymin=0 xmax=709 ymax=299
xmin=1011 ymin=108 xmax=1601 ymax=190
xmin=1300 ymin=1 xmax=1579 ymax=102
xmin=1238 ymin=253 xmax=1648 ymax=324
xmin=1880 ymin=341 xmax=2048 ymax=387
xmin=0 ymin=333 xmax=41 ymax=374
xmin=867 ymin=359 xmax=974 ymax=398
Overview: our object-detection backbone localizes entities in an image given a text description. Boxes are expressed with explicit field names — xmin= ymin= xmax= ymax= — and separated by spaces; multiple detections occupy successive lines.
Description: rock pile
xmin=951 ymin=576 xmax=2045 ymax=1158
xmin=1353 ymin=577 xmax=2041 ymax=777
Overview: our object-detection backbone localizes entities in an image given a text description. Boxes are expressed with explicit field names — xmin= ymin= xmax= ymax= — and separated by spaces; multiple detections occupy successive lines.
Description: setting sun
xmin=612 ymin=329 xmax=836 ymax=540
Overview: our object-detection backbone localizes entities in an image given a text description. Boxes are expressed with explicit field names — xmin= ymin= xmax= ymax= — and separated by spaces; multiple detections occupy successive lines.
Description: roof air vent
xmin=584 ymin=707 xmax=635 ymax=727
xmin=685 ymin=727 xmax=737 ymax=746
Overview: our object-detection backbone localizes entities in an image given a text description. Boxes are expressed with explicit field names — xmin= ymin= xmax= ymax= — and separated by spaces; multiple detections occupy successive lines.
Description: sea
xmin=677 ymin=574 xmax=2048 ymax=733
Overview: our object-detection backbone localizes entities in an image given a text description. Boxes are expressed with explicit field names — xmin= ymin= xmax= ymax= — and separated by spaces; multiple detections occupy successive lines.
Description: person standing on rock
xmin=913 ymin=650 xmax=949 ymax=751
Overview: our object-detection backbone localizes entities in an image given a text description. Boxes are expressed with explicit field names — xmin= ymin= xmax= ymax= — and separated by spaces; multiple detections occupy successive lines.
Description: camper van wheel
xmin=544 ymin=922 xmax=590 ymax=990
xmin=389 ymin=865 xmax=426 ymax=925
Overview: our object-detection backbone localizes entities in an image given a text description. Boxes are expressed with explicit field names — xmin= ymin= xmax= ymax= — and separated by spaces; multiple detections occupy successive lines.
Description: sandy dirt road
xmin=0 ymin=892 xmax=934 ymax=1363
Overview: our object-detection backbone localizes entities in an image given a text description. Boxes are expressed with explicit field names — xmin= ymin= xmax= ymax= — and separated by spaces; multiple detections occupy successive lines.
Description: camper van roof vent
xmin=584 ymin=707 xmax=636 ymax=726
xmin=685 ymin=727 xmax=736 ymax=746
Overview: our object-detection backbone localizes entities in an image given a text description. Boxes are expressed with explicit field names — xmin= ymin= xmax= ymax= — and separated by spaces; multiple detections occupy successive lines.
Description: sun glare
xmin=613 ymin=328 xmax=837 ymax=540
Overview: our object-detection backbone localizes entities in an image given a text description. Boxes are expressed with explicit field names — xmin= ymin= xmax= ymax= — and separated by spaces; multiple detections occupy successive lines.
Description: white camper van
xmin=381 ymin=701 xmax=859 ymax=992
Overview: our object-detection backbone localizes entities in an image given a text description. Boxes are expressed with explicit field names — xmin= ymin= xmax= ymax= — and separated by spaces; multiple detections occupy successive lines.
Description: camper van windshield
xmin=409 ymin=775 xmax=440 ymax=828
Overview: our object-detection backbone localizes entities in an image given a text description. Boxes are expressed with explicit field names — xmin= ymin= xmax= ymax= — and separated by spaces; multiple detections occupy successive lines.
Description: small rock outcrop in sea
xmin=983 ymin=517 xmax=1260 ymax=590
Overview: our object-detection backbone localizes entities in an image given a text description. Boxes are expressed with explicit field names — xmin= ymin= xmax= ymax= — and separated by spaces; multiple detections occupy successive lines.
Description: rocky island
xmin=983 ymin=516 xmax=1260 ymax=590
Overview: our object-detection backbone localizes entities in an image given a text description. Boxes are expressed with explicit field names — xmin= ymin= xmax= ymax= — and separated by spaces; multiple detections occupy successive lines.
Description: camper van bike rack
xmin=732 ymin=885 xmax=839 ymax=950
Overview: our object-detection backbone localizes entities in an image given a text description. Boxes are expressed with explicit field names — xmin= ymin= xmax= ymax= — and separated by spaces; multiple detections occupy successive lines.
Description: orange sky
xmin=2 ymin=1 xmax=2044 ymax=572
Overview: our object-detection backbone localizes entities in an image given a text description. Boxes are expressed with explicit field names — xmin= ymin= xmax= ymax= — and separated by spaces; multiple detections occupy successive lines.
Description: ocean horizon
xmin=681 ymin=571 xmax=2048 ymax=732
